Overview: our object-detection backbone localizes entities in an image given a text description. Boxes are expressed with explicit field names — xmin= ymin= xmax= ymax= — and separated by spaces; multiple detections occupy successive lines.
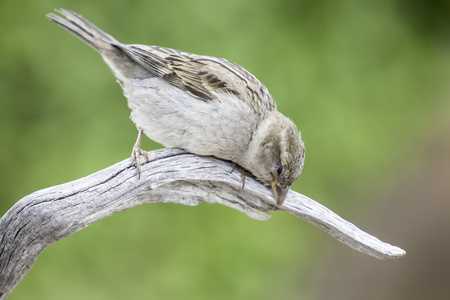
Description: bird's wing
xmin=116 ymin=44 xmax=276 ymax=112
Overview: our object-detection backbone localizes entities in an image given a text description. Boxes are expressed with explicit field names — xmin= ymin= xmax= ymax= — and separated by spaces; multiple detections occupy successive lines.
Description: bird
xmin=47 ymin=8 xmax=305 ymax=206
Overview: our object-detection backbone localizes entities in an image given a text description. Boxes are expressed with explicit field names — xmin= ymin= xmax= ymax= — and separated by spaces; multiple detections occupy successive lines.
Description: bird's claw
xmin=130 ymin=129 xmax=148 ymax=179
xmin=231 ymin=163 xmax=246 ymax=189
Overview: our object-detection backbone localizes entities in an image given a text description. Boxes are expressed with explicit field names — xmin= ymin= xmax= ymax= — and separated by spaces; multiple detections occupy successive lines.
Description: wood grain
xmin=0 ymin=148 xmax=405 ymax=299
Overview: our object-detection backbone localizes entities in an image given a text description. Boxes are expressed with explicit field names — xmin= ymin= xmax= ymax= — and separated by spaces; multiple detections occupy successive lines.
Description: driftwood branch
xmin=0 ymin=148 xmax=405 ymax=298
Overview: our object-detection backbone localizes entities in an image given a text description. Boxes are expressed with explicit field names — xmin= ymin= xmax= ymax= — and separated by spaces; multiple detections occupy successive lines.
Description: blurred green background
xmin=1 ymin=0 xmax=450 ymax=299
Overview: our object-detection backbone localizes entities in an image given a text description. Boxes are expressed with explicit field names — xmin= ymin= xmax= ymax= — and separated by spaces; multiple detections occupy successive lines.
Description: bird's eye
xmin=277 ymin=165 xmax=285 ymax=176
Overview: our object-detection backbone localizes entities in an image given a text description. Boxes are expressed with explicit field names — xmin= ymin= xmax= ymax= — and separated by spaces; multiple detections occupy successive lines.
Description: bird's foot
xmin=231 ymin=163 xmax=246 ymax=188
xmin=130 ymin=129 xmax=148 ymax=179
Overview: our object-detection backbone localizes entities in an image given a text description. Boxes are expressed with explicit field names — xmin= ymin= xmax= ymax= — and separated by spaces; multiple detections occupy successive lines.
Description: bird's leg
xmin=231 ymin=163 xmax=246 ymax=189
xmin=130 ymin=129 xmax=149 ymax=179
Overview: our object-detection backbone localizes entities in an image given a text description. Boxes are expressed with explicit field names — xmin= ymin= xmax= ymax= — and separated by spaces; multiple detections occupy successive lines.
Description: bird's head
xmin=245 ymin=111 xmax=305 ymax=206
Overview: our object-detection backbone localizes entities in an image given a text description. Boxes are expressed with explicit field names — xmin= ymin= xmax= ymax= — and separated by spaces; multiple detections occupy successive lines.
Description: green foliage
xmin=1 ymin=0 xmax=449 ymax=299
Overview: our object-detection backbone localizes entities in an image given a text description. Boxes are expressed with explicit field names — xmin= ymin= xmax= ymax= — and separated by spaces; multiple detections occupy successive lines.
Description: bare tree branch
xmin=0 ymin=148 xmax=405 ymax=299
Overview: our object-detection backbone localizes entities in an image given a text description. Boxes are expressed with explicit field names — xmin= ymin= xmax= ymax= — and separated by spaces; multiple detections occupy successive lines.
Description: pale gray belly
xmin=124 ymin=77 xmax=260 ymax=164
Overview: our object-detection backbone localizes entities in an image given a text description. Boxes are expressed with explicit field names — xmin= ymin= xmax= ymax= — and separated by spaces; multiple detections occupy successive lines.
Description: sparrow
xmin=47 ymin=9 xmax=305 ymax=206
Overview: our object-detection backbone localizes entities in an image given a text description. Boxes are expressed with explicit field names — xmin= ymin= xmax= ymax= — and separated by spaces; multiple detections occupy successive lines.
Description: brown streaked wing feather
xmin=116 ymin=44 xmax=276 ymax=111
xmin=165 ymin=54 xmax=215 ymax=100
xmin=195 ymin=57 xmax=276 ymax=111
xmin=119 ymin=45 xmax=170 ymax=78
xmin=118 ymin=44 xmax=215 ymax=100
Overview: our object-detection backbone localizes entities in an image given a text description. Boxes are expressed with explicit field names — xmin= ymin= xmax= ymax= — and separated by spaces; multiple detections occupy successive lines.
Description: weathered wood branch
xmin=0 ymin=148 xmax=405 ymax=299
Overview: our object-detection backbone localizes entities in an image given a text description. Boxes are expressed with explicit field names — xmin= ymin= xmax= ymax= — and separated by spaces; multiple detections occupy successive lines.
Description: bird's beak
xmin=271 ymin=180 xmax=289 ymax=206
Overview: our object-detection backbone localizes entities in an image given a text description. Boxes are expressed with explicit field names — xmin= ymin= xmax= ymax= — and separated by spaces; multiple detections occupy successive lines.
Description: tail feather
xmin=47 ymin=8 xmax=118 ymax=52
